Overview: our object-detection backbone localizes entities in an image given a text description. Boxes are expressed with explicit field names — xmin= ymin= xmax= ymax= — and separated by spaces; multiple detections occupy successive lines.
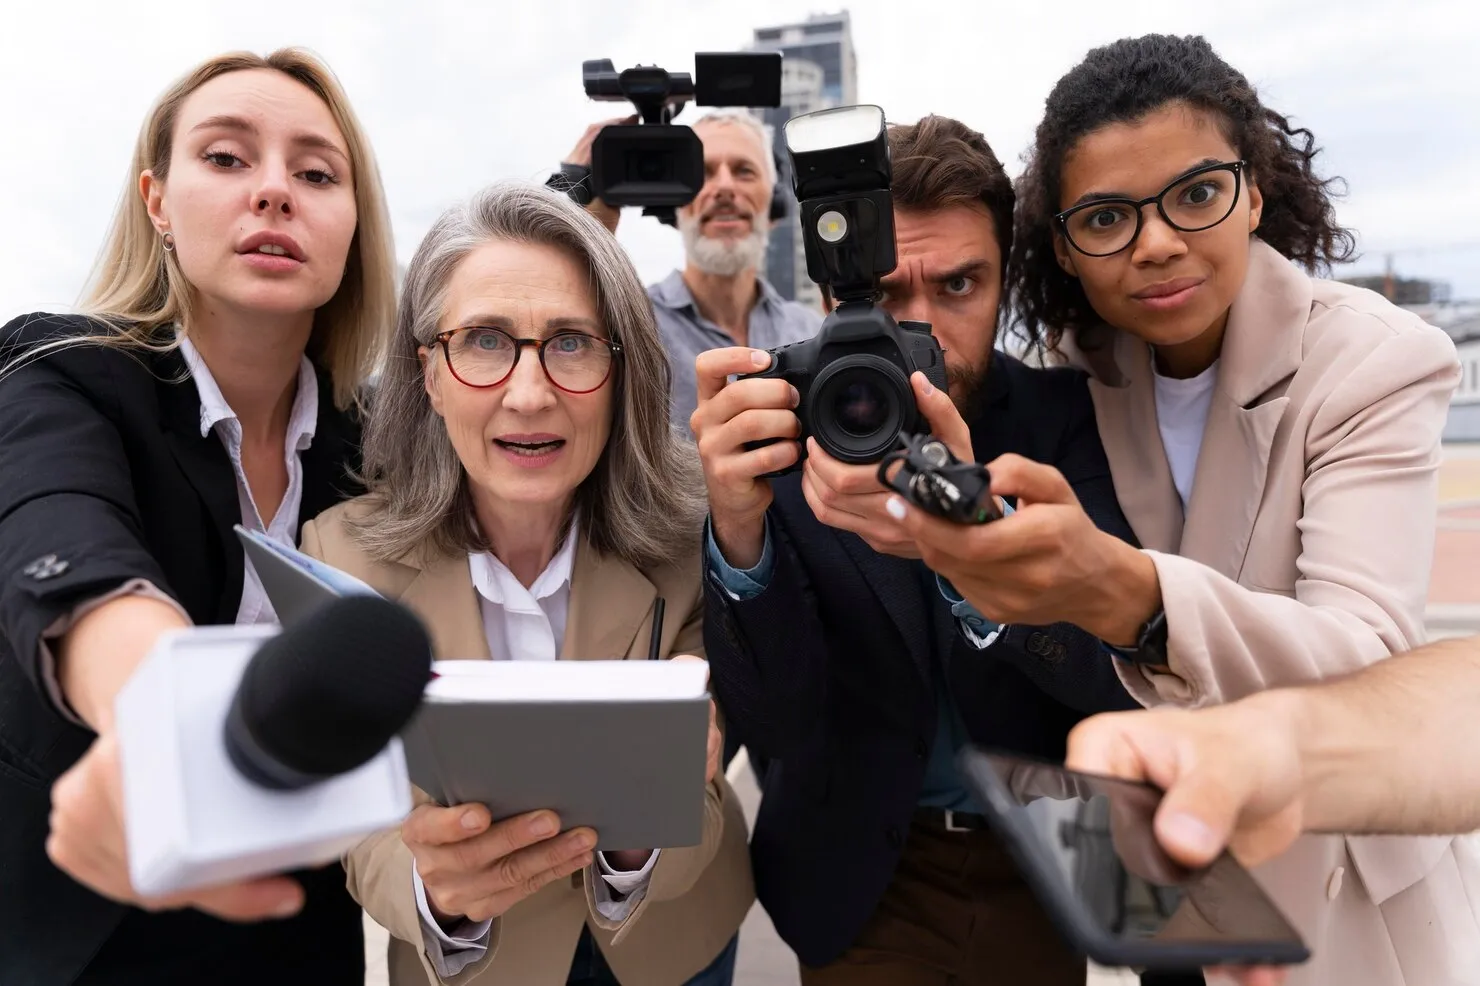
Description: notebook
xmin=235 ymin=525 xmax=379 ymax=627
xmin=238 ymin=525 xmax=710 ymax=850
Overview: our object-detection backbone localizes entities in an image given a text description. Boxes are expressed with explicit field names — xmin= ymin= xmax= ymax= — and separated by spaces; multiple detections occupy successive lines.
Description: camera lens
xmin=631 ymin=151 xmax=668 ymax=182
xmin=834 ymin=380 xmax=889 ymax=436
xmin=809 ymin=355 xmax=912 ymax=464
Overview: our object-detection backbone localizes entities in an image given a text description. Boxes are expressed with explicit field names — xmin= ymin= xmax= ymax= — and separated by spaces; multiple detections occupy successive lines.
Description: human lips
xmin=236 ymin=230 xmax=307 ymax=273
xmin=493 ymin=433 xmax=566 ymax=467
xmin=702 ymin=205 xmax=752 ymax=229
xmin=237 ymin=230 xmax=306 ymax=262
xmin=1131 ymin=276 xmax=1205 ymax=310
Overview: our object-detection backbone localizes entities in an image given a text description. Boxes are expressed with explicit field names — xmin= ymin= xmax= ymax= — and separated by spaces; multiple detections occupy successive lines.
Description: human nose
xmin=500 ymin=344 xmax=558 ymax=412
xmin=1129 ymin=204 xmax=1187 ymax=266
xmin=250 ymin=155 xmax=295 ymax=218
xmin=707 ymin=164 xmax=737 ymax=198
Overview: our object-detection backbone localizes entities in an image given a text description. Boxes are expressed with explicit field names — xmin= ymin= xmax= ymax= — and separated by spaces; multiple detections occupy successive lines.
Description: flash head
xmin=785 ymin=104 xmax=889 ymax=198
xmin=784 ymin=104 xmax=895 ymax=302
xmin=737 ymin=103 xmax=950 ymax=475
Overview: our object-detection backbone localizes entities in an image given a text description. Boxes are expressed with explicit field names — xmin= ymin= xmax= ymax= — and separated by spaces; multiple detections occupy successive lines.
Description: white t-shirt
xmin=1153 ymin=360 xmax=1220 ymax=513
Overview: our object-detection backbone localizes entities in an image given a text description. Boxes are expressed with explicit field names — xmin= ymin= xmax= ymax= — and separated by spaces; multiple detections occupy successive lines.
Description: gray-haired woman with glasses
xmin=885 ymin=33 xmax=1473 ymax=986
xmin=299 ymin=181 xmax=753 ymax=986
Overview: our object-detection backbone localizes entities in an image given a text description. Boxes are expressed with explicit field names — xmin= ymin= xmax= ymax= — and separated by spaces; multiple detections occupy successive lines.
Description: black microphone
xmin=224 ymin=595 xmax=433 ymax=790
xmin=116 ymin=593 xmax=432 ymax=896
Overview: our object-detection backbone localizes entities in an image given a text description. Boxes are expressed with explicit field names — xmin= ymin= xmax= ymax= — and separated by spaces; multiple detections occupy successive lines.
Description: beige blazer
xmin=1067 ymin=239 xmax=1478 ymax=984
xmin=301 ymin=499 xmax=755 ymax=986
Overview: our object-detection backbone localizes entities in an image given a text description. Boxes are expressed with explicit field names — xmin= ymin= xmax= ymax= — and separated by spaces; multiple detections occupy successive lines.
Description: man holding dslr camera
xmin=694 ymin=108 xmax=1141 ymax=985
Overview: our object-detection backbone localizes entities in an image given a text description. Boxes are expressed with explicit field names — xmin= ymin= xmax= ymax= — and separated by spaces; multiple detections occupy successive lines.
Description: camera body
xmin=739 ymin=105 xmax=949 ymax=476
xmin=581 ymin=52 xmax=781 ymax=226
xmin=748 ymin=306 xmax=946 ymax=472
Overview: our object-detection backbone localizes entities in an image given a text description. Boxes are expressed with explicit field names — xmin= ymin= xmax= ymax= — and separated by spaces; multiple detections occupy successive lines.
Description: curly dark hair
xmin=1008 ymin=33 xmax=1357 ymax=352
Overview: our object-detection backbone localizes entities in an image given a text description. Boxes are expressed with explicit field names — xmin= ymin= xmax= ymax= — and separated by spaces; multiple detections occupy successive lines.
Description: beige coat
xmin=301 ymin=500 xmax=754 ymax=986
xmin=1068 ymin=239 xmax=1478 ymax=984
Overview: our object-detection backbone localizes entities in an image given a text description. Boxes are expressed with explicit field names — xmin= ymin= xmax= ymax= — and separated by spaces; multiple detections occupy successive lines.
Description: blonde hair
xmin=350 ymin=181 xmax=705 ymax=569
xmin=12 ymin=48 xmax=395 ymax=408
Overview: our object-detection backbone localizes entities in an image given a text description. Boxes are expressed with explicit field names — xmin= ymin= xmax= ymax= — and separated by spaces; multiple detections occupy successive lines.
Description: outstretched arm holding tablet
xmin=1067 ymin=635 xmax=1480 ymax=870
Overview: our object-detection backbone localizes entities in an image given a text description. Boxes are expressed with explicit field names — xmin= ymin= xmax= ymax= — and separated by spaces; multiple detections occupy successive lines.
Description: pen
xmin=647 ymin=597 xmax=665 ymax=660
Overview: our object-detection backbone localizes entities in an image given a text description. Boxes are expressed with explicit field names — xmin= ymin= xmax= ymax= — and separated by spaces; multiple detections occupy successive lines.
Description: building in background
xmin=1341 ymin=257 xmax=1476 ymax=441
xmin=1339 ymin=273 xmax=1452 ymax=306
xmin=1412 ymin=302 xmax=1480 ymax=442
xmin=750 ymin=11 xmax=858 ymax=311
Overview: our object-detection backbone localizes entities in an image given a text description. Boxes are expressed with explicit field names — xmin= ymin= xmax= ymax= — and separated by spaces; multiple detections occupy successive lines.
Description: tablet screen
xmin=958 ymin=748 xmax=1307 ymax=952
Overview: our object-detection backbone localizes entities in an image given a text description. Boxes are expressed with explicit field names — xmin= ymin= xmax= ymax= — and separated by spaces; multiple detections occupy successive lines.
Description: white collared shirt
xmin=37 ymin=336 xmax=319 ymax=724
xmin=412 ymin=522 xmax=660 ymax=976
xmin=466 ymin=523 xmax=579 ymax=663
xmin=178 ymin=335 xmax=319 ymax=625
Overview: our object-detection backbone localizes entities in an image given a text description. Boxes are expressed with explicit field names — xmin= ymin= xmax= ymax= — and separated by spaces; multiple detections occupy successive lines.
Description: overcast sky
xmin=2 ymin=0 xmax=1474 ymax=319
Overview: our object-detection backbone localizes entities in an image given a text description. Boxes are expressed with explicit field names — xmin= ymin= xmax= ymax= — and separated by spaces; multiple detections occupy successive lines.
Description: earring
xmin=161 ymin=232 xmax=175 ymax=252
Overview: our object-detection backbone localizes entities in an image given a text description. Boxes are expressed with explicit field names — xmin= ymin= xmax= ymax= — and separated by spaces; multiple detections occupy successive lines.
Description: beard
xmin=946 ymin=356 xmax=990 ymax=424
xmin=680 ymin=211 xmax=770 ymax=277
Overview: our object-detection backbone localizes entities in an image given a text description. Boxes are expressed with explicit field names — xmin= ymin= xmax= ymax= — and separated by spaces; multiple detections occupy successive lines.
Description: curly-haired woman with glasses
xmin=885 ymin=33 xmax=1475 ymax=986
xmin=300 ymin=181 xmax=752 ymax=986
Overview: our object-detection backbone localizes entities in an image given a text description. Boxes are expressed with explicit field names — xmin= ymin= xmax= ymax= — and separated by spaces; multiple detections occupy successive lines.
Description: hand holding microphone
xmin=48 ymin=730 xmax=308 ymax=921
xmin=47 ymin=595 xmax=432 ymax=921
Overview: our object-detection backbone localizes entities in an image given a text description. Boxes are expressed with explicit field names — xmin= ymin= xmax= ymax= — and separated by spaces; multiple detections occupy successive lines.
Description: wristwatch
xmin=545 ymin=163 xmax=594 ymax=206
xmin=1105 ymin=608 xmax=1168 ymax=664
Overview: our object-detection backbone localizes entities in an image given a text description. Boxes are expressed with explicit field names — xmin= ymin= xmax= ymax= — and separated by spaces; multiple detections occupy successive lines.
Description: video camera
xmin=581 ymin=52 xmax=782 ymax=226
xmin=740 ymin=104 xmax=948 ymax=475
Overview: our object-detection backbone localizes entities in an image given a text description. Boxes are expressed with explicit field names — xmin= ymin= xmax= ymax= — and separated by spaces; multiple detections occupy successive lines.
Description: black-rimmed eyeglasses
xmin=1055 ymin=160 xmax=1247 ymax=258
xmin=434 ymin=326 xmax=621 ymax=394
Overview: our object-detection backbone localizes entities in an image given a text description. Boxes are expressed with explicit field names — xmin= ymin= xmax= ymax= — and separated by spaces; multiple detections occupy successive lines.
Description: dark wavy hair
xmin=889 ymin=115 xmax=1015 ymax=281
xmin=1008 ymin=34 xmax=1357 ymax=351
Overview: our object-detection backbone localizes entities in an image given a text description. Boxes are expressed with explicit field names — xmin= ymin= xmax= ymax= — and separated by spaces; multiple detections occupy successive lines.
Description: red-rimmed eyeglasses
xmin=434 ymin=326 xmax=621 ymax=394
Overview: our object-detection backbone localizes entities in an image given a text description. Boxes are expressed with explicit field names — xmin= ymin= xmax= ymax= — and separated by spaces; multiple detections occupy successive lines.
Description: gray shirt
xmin=648 ymin=270 xmax=822 ymax=430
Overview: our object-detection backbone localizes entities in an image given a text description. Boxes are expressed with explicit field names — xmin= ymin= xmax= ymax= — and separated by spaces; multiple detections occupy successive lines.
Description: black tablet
xmin=956 ymin=747 xmax=1310 ymax=970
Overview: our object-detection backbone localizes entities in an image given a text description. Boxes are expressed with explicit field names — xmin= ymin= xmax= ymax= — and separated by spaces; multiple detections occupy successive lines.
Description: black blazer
xmin=0 ymin=314 xmax=366 ymax=986
xmin=704 ymin=351 xmax=1141 ymax=967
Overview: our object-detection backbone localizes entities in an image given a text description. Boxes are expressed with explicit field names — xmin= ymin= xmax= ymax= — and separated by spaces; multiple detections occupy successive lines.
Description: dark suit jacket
xmin=0 ymin=313 xmax=366 ymax=985
xmin=704 ymin=350 xmax=1141 ymax=967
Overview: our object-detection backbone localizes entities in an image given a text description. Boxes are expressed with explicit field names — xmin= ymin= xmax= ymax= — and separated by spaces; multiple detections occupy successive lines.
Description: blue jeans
xmin=566 ymin=926 xmax=739 ymax=986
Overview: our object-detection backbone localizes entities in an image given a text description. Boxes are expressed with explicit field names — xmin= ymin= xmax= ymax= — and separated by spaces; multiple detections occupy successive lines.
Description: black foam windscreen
xmin=225 ymin=595 xmax=432 ymax=789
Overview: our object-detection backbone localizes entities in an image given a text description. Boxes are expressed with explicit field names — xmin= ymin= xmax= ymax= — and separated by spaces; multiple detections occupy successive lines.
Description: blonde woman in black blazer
xmin=0 ymin=49 xmax=395 ymax=985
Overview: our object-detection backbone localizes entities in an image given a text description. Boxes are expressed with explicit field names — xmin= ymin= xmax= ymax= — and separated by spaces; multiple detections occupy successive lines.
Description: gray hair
xmin=349 ymin=181 xmax=705 ymax=569
xmin=694 ymin=108 xmax=777 ymax=186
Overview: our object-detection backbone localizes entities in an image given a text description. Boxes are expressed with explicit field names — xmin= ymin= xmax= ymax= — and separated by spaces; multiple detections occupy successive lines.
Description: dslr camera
xmin=741 ymin=104 xmax=948 ymax=475
xmin=578 ymin=52 xmax=781 ymax=226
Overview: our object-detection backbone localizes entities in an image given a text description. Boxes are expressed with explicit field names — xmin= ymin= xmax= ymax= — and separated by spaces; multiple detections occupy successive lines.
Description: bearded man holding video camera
xmin=694 ymin=108 xmax=1142 ymax=986
xmin=552 ymin=55 xmax=821 ymax=431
